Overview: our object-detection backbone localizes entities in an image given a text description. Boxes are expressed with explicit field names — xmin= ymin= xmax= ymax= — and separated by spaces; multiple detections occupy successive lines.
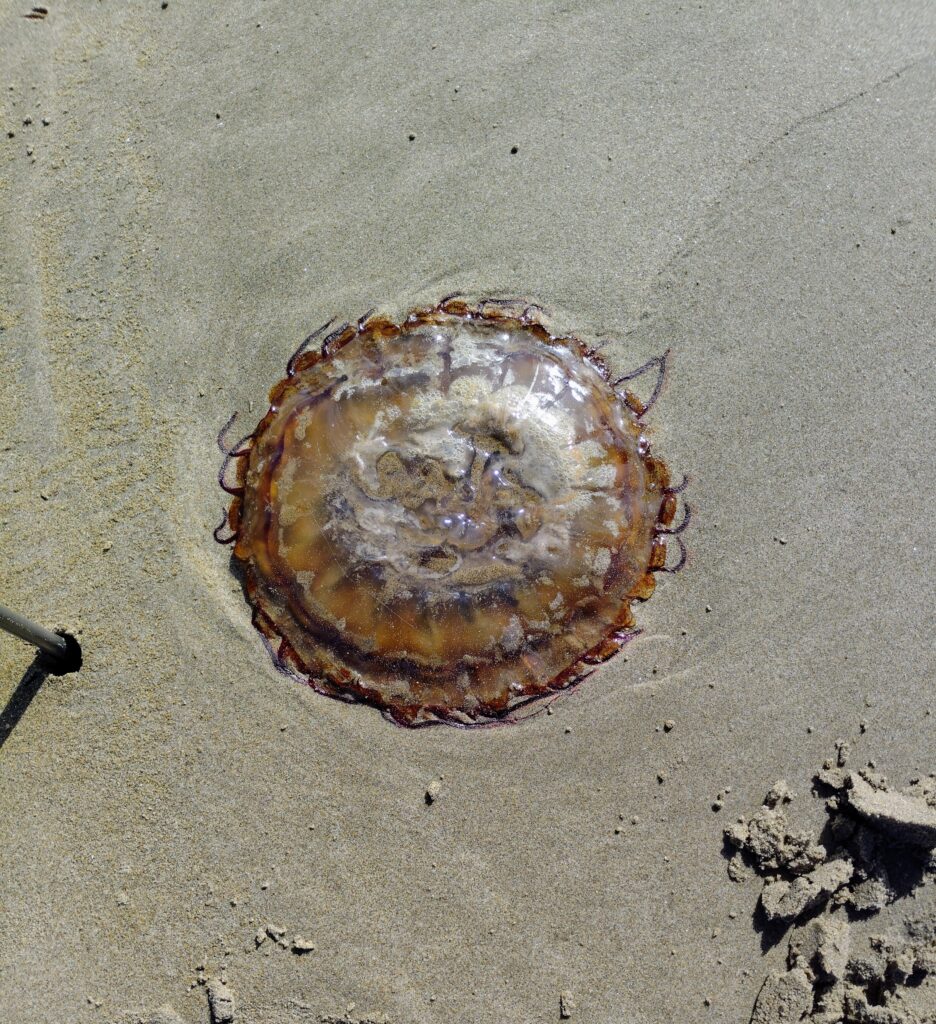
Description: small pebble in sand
xmin=712 ymin=787 xmax=730 ymax=811
xmin=657 ymin=771 xmax=667 ymax=783
xmin=102 ymin=540 xmax=113 ymax=552
xmin=23 ymin=115 xmax=32 ymax=125
xmin=663 ymin=719 xmax=675 ymax=732
xmin=116 ymin=890 xmax=129 ymax=906
xmin=254 ymin=928 xmax=266 ymax=948
xmin=291 ymin=935 xmax=315 ymax=953
xmin=425 ymin=778 xmax=442 ymax=804
xmin=41 ymin=116 xmax=49 ymax=126
xmin=704 ymin=604 xmax=712 ymax=613
xmin=510 ymin=145 xmax=519 ymax=154
xmin=559 ymin=989 xmax=575 ymax=1018
xmin=408 ymin=133 xmax=416 ymax=141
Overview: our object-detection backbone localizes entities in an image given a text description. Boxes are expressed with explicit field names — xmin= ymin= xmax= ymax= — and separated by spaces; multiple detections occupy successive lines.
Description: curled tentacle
xmin=217 ymin=412 xmax=253 ymax=457
xmin=655 ymin=535 xmax=687 ymax=574
xmin=287 ymin=318 xmax=336 ymax=376
xmin=213 ymin=508 xmax=237 ymax=544
xmin=614 ymin=349 xmax=669 ymax=420
xmin=219 ymin=449 xmax=247 ymax=495
xmin=663 ymin=473 xmax=689 ymax=495
xmin=657 ymin=502 xmax=692 ymax=536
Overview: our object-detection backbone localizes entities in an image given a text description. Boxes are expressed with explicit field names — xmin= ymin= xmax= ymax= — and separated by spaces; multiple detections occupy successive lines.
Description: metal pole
xmin=0 ymin=601 xmax=72 ymax=667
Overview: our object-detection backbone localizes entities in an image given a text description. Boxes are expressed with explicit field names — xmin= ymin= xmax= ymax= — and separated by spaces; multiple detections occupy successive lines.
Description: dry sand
xmin=1 ymin=2 xmax=934 ymax=1022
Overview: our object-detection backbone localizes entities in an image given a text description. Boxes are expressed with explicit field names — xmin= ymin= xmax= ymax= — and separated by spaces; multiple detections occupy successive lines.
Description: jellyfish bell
xmin=217 ymin=296 xmax=688 ymax=727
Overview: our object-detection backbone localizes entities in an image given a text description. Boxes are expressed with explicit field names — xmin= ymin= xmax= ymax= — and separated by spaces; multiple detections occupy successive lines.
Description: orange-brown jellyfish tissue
xmin=216 ymin=296 xmax=688 ymax=727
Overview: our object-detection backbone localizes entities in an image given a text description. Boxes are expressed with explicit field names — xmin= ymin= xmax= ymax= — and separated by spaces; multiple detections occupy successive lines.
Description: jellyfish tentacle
xmin=216 ymin=412 xmax=254 ymax=457
xmin=217 ymin=411 xmax=239 ymax=454
xmin=663 ymin=473 xmax=689 ymax=495
xmin=520 ymin=303 xmax=546 ymax=324
xmin=219 ymin=449 xmax=247 ymax=495
xmin=657 ymin=502 xmax=691 ymax=536
xmin=478 ymin=295 xmax=524 ymax=311
xmin=655 ymin=535 xmax=687 ymax=573
xmin=321 ymin=321 xmax=353 ymax=357
xmin=213 ymin=508 xmax=237 ymax=544
xmin=614 ymin=348 xmax=669 ymax=420
xmin=477 ymin=297 xmax=547 ymax=325
xmin=287 ymin=318 xmax=336 ymax=377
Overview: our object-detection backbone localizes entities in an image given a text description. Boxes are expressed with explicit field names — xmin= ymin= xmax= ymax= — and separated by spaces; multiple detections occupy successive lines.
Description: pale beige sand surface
xmin=1 ymin=3 xmax=934 ymax=1022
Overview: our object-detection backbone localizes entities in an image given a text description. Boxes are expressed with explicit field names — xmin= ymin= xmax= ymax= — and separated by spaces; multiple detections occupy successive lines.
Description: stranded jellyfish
xmin=216 ymin=296 xmax=688 ymax=727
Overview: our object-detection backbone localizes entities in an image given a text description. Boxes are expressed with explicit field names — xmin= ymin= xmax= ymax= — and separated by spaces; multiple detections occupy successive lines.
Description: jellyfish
xmin=216 ymin=295 xmax=688 ymax=727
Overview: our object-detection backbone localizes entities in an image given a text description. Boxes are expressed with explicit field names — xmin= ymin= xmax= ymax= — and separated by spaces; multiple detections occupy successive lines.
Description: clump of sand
xmin=726 ymin=752 xmax=936 ymax=1024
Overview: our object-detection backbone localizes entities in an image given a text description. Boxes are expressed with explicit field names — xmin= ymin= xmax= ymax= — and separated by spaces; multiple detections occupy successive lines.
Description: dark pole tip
xmin=39 ymin=631 xmax=83 ymax=675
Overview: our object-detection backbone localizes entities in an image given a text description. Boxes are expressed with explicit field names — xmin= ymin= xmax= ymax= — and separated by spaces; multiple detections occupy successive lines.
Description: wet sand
xmin=1 ymin=3 xmax=934 ymax=1022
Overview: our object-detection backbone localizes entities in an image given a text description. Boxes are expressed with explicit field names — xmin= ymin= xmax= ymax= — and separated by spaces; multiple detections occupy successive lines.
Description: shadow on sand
xmin=0 ymin=657 xmax=51 ymax=752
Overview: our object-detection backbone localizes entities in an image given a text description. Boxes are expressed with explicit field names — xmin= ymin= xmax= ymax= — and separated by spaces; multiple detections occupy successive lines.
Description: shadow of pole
xmin=0 ymin=657 xmax=50 ymax=752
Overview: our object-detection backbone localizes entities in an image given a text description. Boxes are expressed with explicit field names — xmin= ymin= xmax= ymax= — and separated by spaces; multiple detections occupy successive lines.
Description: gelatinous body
xmin=217 ymin=297 xmax=687 ymax=727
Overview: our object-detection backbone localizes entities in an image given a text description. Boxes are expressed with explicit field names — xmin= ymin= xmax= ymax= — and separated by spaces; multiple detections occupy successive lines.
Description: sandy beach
xmin=1 ymin=2 xmax=934 ymax=1022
